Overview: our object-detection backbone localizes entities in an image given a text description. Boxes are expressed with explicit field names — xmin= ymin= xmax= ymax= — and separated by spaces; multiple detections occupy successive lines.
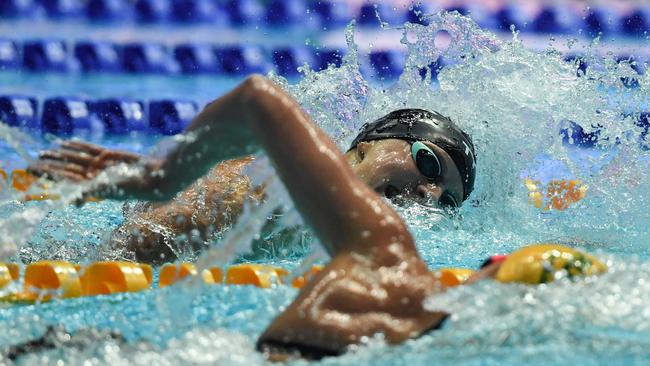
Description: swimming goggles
xmin=410 ymin=141 xmax=459 ymax=208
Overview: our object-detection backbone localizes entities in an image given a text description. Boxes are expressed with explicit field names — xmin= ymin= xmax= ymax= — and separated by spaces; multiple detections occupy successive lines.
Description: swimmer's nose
xmin=415 ymin=184 xmax=442 ymax=201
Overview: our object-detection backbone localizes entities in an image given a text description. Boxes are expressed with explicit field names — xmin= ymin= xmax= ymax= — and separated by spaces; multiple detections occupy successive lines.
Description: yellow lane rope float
xmin=524 ymin=178 xmax=588 ymax=211
xmin=0 ymin=244 xmax=606 ymax=304
xmin=495 ymin=244 xmax=607 ymax=284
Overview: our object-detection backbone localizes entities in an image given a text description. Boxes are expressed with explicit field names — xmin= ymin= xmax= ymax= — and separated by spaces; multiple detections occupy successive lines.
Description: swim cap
xmin=495 ymin=244 xmax=607 ymax=285
xmin=349 ymin=109 xmax=476 ymax=201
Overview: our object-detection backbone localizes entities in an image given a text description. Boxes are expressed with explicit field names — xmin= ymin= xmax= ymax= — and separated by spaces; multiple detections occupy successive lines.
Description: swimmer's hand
xmin=27 ymin=141 xmax=142 ymax=182
xmin=26 ymin=141 xmax=167 ymax=205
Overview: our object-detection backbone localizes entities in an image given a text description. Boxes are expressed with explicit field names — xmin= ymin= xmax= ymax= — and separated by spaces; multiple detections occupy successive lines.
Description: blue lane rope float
xmin=173 ymin=43 xmax=221 ymax=74
xmin=10 ymin=39 xmax=351 ymax=76
xmin=149 ymin=99 xmax=198 ymax=135
xmin=0 ymin=39 xmax=20 ymax=71
xmin=0 ymin=0 xmax=647 ymax=38
xmin=92 ymin=99 xmax=149 ymax=134
xmin=74 ymin=41 xmax=123 ymax=73
xmin=23 ymin=39 xmax=70 ymax=73
xmin=0 ymin=95 xmax=39 ymax=129
xmin=4 ymin=37 xmax=646 ymax=79
xmin=41 ymin=97 xmax=93 ymax=135
xmin=1 ymin=95 xmax=649 ymax=143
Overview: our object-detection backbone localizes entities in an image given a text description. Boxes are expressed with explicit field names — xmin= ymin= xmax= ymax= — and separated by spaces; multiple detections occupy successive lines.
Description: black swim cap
xmin=349 ymin=109 xmax=476 ymax=201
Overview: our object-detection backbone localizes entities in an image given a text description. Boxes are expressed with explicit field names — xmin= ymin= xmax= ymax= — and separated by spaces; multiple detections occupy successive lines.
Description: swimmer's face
xmin=345 ymin=139 xmax=464 ymax=208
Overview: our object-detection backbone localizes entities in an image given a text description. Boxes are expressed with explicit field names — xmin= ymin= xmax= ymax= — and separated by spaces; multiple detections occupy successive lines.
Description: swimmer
xmin=28 ymin=77 xmax=476 ymax=263
xmin=26 ymin=76 xmax=606 ymax=359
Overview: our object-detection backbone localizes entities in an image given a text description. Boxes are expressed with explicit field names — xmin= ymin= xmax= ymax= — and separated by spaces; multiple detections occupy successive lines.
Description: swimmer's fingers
xmin=92 ymin=150 xmax=141 ymax=169
xmin=38 ymin=145 xmax=141 ymax=178
xmin=59 ymin=140 xmax=105 ymax=155
xmin=27 ymin=161 xmax=87 ymax=182
xmin=38 ymin=149 xmax=95 ymax=167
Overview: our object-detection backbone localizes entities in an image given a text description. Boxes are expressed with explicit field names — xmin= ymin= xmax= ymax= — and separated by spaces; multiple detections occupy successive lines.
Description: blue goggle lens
xmin=411 ymin=141 xmax=442 ymax=179
xmin=411 ymin=141 xmax=459 ymax=208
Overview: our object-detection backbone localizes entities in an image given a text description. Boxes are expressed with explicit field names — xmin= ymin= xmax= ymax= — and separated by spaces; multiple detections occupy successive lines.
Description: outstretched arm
xmin=156 ymin=75 xmax=444 ymax=356
xmin=78 ymin=75 xmax=443 ymax=355
xmin=124 ymin=75 xmax=413 ymax=257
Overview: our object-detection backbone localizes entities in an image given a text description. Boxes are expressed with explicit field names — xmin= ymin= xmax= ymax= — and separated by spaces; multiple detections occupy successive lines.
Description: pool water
xmin=2 ymin=10 xmax=650 ymax=365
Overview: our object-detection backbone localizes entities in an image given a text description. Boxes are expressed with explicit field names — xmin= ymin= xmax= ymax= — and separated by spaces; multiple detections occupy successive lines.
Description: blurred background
xmin=0 ymin=0 xmax=648 ymax=159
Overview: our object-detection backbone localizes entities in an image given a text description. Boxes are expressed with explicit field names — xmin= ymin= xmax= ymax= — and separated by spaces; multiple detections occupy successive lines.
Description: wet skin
xmin=30 ymin=140 xmax=463 ymax=263
xmin=27 ymin=75 xmax=478 ymax=358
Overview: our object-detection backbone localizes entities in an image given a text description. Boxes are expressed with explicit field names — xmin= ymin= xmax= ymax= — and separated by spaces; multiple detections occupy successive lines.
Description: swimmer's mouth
xmin=383 ymin=185 xmax=401 ymax=200
xmin=382 ymin=185 xmax=422 ymax=207
xmin=382 ymin=185 xmax=446 ymax=209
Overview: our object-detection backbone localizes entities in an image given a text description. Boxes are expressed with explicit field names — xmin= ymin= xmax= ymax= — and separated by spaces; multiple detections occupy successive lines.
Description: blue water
xmin=2 ymin=10 xmax=650 ymax=366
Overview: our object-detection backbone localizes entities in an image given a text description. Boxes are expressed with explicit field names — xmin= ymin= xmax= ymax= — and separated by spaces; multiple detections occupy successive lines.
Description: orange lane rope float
xmin=0 ymin=244 xmax=607 ymax=304
xmin=0 ymin=168 xmax=7 ymax=191
xmin=0 ymin=169 xmax=97 ymax=202
xmin=524 ymin=178 xmax=588 ymax=211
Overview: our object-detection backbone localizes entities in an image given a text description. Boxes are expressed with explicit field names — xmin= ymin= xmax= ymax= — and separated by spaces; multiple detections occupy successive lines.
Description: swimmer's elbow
xmin=239 ymin=75 xmax=274 ymax=105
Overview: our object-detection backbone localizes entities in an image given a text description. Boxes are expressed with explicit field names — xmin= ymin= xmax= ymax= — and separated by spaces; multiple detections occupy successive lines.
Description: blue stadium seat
xmin=40 ymin=0 xmax=83 ymax=18
xmin=122 ymin=43 xmax=177 ymax=74
xmin=86 ymin=0 xmax=129 ymax=21
xmin=312 ymin=0 xmax=350 ymax=29
xmin=532 ymin=6 xmax=578 ymax=34
xmin=357 ymin=3 xmax=404 ymax=27
xmin=149 ymin=100 xmax=198 ymax=135
xmin=271 ymin=47 xmax=315 ymax=77
xmin=0 ymin=40 xmax=20 ymax=70
xmin=74 ymin=41 xmax=122 ymax=72
xmin=216 ymin=45 xmax=270 ymax=75
xmin=369 ymin=50 xmax=405 ymax=79
xmin=172 ymin=0 xmax=222 ymax=23
xmin=92 ymin=98 xmax=147 ymax=134
xmin=23 ymin=39 xmax=69 ymax=72
xmin=620 ymin=9 xmax=649 ymax=37
xmin=313 ymin=48 xmax=343 ymax=71
xmin=223 ymin=0 xmax=264 ymax=26
xmin=0 ymin=0 xmax=36 ymax=17
xmin=41 ymin=97 xmax=93 ymax=135
xmin=173 ymin=43 xmax=219 ymax=74
xmin=265 ymin=0 xmax=308 ymax=27
xmin=0 ymin=95 xmax=38 ymax=129
xmin=405 ymin=3 xmax=433 ymax=25
xmin=134 ymin=0 xmax=170 ymax=22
